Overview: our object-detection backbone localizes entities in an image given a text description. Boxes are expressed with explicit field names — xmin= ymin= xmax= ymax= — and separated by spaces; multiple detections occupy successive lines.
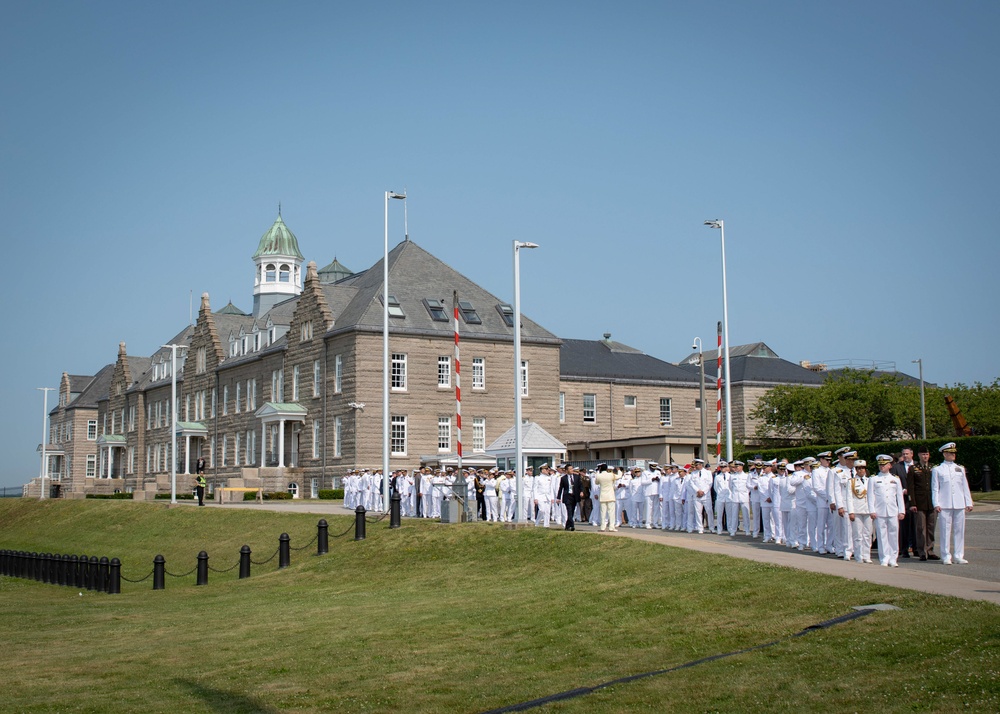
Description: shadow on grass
xmin=174 ymin=678 xmax=278 ymax=713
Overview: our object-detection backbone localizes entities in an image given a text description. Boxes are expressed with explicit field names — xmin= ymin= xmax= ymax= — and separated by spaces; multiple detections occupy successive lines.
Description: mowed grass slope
xmin=0 ymin=500 xmax=997 ymax=713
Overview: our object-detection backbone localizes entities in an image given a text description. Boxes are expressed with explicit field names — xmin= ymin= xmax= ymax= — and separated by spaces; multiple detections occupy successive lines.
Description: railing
xmin=0 ymin=487 xmax=24 ymax=498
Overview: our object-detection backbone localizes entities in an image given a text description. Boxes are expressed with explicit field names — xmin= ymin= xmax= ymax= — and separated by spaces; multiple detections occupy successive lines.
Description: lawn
xmin=1 ymin=500 xmax=997 ymax=713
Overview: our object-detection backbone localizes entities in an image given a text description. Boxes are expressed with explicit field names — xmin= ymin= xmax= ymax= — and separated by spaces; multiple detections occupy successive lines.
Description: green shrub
xmin=243 ymin=491 xmax=294 ymax=501
xmin=739 ymin=434 xmax=1000 ymax=491
xmin=318 ymin=489 xmax=344 ymax=500
xmin=154 ymin=493 xmax=195 ymax=500
xmin=85 ymin=492 xmax=134 ymax=500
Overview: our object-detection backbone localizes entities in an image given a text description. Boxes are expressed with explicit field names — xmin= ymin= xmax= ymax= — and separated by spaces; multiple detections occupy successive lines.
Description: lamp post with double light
xmin=691 ymin=338 xmax=707 ymax=461
xmin=704 ymin=219 xmax=733 ymax=461
xmin=513 ymin=240 xmax=538 ymax=524
xmin=383 ymin=190 xmax=406 ymax=511
xmin=37 ymin=387 xmax=54 ymax=499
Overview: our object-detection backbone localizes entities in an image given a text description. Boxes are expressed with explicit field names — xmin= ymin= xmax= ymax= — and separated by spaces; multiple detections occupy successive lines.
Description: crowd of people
xmin=340 ymin=441 xmax=975 ymax=567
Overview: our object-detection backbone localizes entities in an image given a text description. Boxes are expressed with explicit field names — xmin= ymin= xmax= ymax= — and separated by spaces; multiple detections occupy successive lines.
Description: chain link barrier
xmin=120 ymin=570 xmax=154 ymax=584
xmin=207 ymin=560 xmax=241 ymax=574
xmin=164 ymin=566 xmax=198 ymax=578
xmin=288 ymin=534 xmax=318 ymax=551
xmin=249 ymin=548 xmax=280 ymax=566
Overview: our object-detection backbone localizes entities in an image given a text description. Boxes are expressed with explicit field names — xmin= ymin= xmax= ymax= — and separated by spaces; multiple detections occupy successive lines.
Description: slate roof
xmin=485 ymin=421 xmax=566 ymax=454
xmin=62 ymin=364 xmax=116 ymax=411
xmin=328 ymin=239 xmax=558 ymax=342
xmin=318 ymin=257 xmax=353 ymax=284
xmin=68 ymin=374 xmax=94 ymax=394
xmin=679 ymin=342 xmax=779 ymax=366
xmin=216 ymin=301 xmax=248 ymax=316
xmin=561 ymin=338 xmax=705 ymax=385
xmin=687 ymin=355 xmax=826 ymax=386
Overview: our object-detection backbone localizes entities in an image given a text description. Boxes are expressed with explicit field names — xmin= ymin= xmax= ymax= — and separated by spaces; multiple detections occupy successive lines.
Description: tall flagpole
xmin=454 ymin=291 xmax=468 ymax=520
xmin=716 ymin=321 xmax=722 ymax=459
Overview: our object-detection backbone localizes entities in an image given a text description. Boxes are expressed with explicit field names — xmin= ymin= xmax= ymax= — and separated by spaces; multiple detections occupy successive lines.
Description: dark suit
xmin=892 ymin=460 xmax=915 ymax=555
xmin=557 ymin=473 xmax=582 ymax=530
xmin=906 ymin=462 xmax=938 ymax=559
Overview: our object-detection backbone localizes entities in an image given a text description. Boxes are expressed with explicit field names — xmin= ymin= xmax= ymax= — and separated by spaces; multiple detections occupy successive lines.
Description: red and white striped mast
xmin=716 ymin=320 xmax=723 ymax=459
xmin=454 ymin=290 xmax=467 ymax=519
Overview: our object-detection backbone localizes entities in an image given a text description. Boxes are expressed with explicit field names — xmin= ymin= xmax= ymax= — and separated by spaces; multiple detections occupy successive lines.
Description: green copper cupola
xmin=252 ymin=211 xmax=305 ymax=316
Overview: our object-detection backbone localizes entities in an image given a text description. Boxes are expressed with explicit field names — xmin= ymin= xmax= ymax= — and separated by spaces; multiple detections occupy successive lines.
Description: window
xmin=384 ymin=294 xmax=405 ymax=318
xmin=312 ymin=421 xmax=321 ymax=458
xmin=87 ymin=420 xmax=97 ymax=440
xmin=128 ymin=405 xmax=135 ymax=432
xmin=438 ymin=416 xmax=451 ymax=452
xmin=287 ymin=482 xmax=299 ymax=498
xmin=209 ymin=440 xmax=215 ymax=468
xmin=438 ymin=356 xmax=451 ymax=388
xmin=695 ymin=398 xmax=702 ymax=411
xmin=235 ymin=382 xmax=241 ymax=413
xmin=279 ymin=264 xmax=290 ymax=282
xmin=423 ymin=298 xmax=449 ymax=322
xmin=660 ymin=398 xmax=672 ymax=427
xmin=583 ymin=394 xmax=596 ymax=423
xmin=246 ymin=430 xmax=256 ymax=465
xmin=390 ymin=415 xmax=407 ymax=455
xmin=497 ymin=303 xmax=514 ymax=327
xmin=559 ymin=392 xmax=565 ymax=423
xmin=473 ymin=417 xmax=486 ymax=452
xmin=334 ymin=354 xmax=342 ymax=393
xmin=459 ymin=300 xmax=481 ymax=324
xmin=196 ymin=347 xmax=207 ymax=374
xmin=221 ymin=435 xmax=228 ymax=467
xmin=266 ymin=263 xmax=276 ymax=281
xmin=391 ymin=353 xmax=407 ymax=390
xmin=254 ymin=332 xmax=261 ymax=351
xmin=520 ymin=360 xmax=528 ymax=397
xmin=334 ymin=416 xmax=343 ymax=457
xmin=314 ymin=359 xmax=322 ymax=397
xmin=86 ymin=454 xmax=97 ymax=478
xmin=222 ymin=385 xmax=229 ymax=415
xmin=624 ymin=395 xmax=636 ymax=408
xmin=184 ymin=394 xmax=190 ymax=421
xmin=472 ymin=357 xmax=485 ymax=390
xmin=127 ymin=447 xmax=135 ymax=475
xmin=300 ymin=320 xmax=313 ymax=341
xmin=211 ymin=387 xmax=216 ymax=418
xmin=292 ymin=365 xmax=300 ymax=401
xmin=230 ymin=339 xmax=238 ymax=358
xmin=271 ymin=370 xmax=283 ymax=402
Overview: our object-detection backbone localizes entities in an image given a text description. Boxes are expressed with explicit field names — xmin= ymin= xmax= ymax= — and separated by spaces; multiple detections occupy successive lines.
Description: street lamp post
xmin=704 ymin=220 xmax=733 ymax=461
xmin=37 ymin=387 xmax=54 ymax=499
xmin=162 ymin=344 xmax=185 ymax=504
xmin=912 ymin=358 xmax=926 ymax=440
xmin=513 ymin=240 xmax=538 ymax=524
xmin=691 ymin=339 xmax=707 ymax=460
xmin=383 ymin=190 xmax=406 ymax=511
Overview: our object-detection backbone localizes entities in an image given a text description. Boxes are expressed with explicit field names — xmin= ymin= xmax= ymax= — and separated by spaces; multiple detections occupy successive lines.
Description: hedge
xmin=85 ymin=492 xmax=134 ymax=500
xmin=738 ymin=435 xmax=999 ymax=491
xmin=243 ymin=490 xmax=293 ymax=501
xmin=154 ymin=493 xmax=195 ymax=500
xmin=318 ymin=489 xmax=344 ymax=500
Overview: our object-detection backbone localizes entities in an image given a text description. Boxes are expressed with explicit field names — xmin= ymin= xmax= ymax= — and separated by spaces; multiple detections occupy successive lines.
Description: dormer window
xmin=254 ymin=332 xmax=261 ymax=351
xmin=459 ymin=300 xmax=481 ymax=324
xmin=497 ymin=303 xmax=514 ymax=327
xmin=423 ymin=298 xmax=449 ymax=322
xmin=230 ymin=337 xmax=238 ymax=357
xmin=382 ymin=294 xmax=405 ymax=318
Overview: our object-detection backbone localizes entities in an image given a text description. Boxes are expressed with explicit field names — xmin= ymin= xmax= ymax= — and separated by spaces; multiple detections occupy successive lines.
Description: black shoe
xmin=927 ymin=553 xmax=940 ymax=560
xmin=901 ymin=553 xmax=910 ymax=558
xmin=920 ymin=555 xmax=927 ymax=561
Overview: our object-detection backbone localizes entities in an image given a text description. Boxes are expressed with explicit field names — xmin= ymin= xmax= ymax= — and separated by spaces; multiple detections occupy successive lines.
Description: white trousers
xmin=599 ymin=501 xmax=616 ymax=530
xmin=760 ymin=505 xmax=775 ymax=541
xmin=937 ymin=508 xmax=967 ymax=562
xmin=850 ymin=514 xmax=873 ymax=562
xmin=534 ymin=497 xmax=551 ymax=527
xmin=874 ymin=515 xmax=900 ymax=565
xmin=485 ymin=494 xmax=499 ymax=522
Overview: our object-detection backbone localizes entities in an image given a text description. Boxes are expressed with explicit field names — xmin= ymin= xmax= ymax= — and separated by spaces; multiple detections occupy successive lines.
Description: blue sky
xmin=3 ymin=1 xmax=998 ymax=487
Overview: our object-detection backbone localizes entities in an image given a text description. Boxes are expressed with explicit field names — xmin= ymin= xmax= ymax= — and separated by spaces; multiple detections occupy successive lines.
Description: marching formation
xmin=340 ymin=442 xmax=975 ymax=567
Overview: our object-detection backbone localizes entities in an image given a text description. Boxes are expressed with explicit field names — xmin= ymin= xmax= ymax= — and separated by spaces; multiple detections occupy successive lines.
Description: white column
xmin=278 ymin=419 xmax=286 ymax=468
xmin=260 ymin=422 xmax=266 ymax=466
xmin=184 ymin=435 xmax=191 ymax=474
xmin=108 ymin=446 xmax=115 ymax=479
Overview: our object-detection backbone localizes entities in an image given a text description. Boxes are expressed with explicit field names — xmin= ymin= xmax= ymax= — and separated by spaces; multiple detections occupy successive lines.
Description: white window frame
xmin=472 ymin=417 xmax=485 ymax=452
xmin=559 ymin=392 xmax=565 ymax=423
xmin=583 ymin=393 xmax=596 ymax=423
xmin=472 ymin=357 xmax=485 ymax=390
xmin=86 ymin=454 xmax=97 ymax=478
xmin=438 ymin=356 xmax=451 ymax=388
xmin=312 ymin=421 xmax=321 ymax=458
xmin=659 ymin=397 xmax=672 ymax=427
xmin=391 ymin=353 xmax=407 ymax=391
xmin=438 ymin=416 xmax=451 ymax=452
xmin=520 ymin=360 xmax=529 ymax=397
xmin=87 ymin=420 xmax=98 ymax=440
xmin=314 ymin=359 xmax=322 ymax=397
xmin=390 ymin=415 xmax=407 ymax=456
xmin=334 ymin=416 xmax=343 ymax=457
xmin=292 ymin=365 xmax=300 ymax=402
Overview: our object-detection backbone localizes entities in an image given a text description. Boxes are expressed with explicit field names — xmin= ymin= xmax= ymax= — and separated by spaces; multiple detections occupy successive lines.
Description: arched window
xmin=287 ymin=482 xmax=299 ymax=498
xmin=279 ymin=264 xmax=290 ymax=282
xmin=266 ymin=263 xmax=276 ymax=282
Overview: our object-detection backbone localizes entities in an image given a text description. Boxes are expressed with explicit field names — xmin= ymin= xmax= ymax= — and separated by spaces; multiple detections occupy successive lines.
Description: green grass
xmin=1 ymin=500 xmax=998 ymax=713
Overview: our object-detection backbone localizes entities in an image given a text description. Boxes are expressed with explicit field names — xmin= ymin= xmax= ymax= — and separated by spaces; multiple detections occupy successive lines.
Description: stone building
xmin=27 ymin=212 xmax=712 ymax=498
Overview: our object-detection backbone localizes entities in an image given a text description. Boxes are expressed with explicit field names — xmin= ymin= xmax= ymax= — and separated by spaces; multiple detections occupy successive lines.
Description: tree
xmin=752 ymin=369 xmax=940 ymax=444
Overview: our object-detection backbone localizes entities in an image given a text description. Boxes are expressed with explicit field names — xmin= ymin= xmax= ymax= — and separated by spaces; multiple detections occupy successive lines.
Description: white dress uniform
xmin=758 ymin=471 xmax=777 ymax=542
xmin=713 ymin=468 xmax=731 ymax=535
xmin=829 ymin=463 xmax=854 ymax=559
xmin=747 ymin=468 xmax=762 ymax=537
xmin=932 ymin=445 xmax=974 ymax=564
xmin=590 ymin=472 xmax=601 ymax=526
xmin=614 ymin=472 xmax=631 ymax=527
xmin=846 ymin=469 xmax=872 ymax=564
xmin=812 ymin=462 xmax=833 ymax=553
xmin=868 ymin=457 xmax=906 ymax=566
xmin=778 ymin=469 xmax=798 ymax=547
xmin=484 ymin=476 xmax=499 ymax=522
xmin=629 ymin=472 xmax=645 ymax=527
xmin=687 ymin=468 xmax=714 ymax=533
xmin=795 ymin=466 xmax=818 ymax=551
xmin=643 ymin=469 xmax=660 ymax=528
xmin=728 ymin=467 xmax=751 ymax=536
xmin=532 ymin=471 xmax=553 ymax=527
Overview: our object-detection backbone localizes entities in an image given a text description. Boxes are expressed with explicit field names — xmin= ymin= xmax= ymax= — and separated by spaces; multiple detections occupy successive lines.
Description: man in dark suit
xmin=892 ymin=448 xmax=916 ymax=557
xmin=557 ymin=466 xmax=584 ymax=531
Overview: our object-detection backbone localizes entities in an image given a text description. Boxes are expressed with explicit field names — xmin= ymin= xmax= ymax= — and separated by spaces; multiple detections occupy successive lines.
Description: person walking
xmin=195 ymin=472 xmax=207 ymax=506
xmin=557 ymin=466 xmax=582 ymax=531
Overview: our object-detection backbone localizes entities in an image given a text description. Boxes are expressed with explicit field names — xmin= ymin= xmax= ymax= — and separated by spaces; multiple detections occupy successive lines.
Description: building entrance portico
xmin=256 ymin=402 xmax=307 ymax=468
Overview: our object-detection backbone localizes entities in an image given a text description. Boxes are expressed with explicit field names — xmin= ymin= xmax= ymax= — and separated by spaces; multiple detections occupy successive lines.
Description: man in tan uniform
xmin=594 ymin=463 xmax=618 ymax=532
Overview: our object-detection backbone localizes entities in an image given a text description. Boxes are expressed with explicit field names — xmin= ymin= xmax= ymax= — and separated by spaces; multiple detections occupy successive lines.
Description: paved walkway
xmin=190 ymin=498 xmax=1000 ymax=606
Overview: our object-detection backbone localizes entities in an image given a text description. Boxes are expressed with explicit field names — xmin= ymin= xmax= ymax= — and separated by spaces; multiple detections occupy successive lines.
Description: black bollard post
xmin=390 ymin=492 xmax=401 ymax=529
xmin=239 ymin=545 xmax=251 ymax=579
xmin=355 ymin=505 xmax=367 ymax=541
xmin=98 ymin=557 xmax=109 ymax=593
xmin=983 ymin=464 xmax=992 ymax=492
xmin=278 ymin=533 xmax=290 ymax=569
xmin=317 ymin=519 xmax=328 ymax=556
xmin=87 ymin=556 xmax=99 ymax=591
xmin=41 ymin=553 xmax=50 ymax=585
xmin=0 ymin=550 xmax=6 ymax=578
xmin=109 ymin=558 xmax=121 ymax=594
xmin=61 ymin=554 xmax=71 ymax=586
xmin=77 ymin=554 xmax=88 ymax=588
xmin=196 ymin=551 xmax=209 ymax=586
xmin=67 ymin=555 xmax=78 ymax=588
xmin=153 ymin=554 xmax=165 ymax=591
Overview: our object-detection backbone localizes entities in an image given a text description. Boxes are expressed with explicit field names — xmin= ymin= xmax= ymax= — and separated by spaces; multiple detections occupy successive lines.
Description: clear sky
xmin=3 ymin=1 xmax=998 ymax=488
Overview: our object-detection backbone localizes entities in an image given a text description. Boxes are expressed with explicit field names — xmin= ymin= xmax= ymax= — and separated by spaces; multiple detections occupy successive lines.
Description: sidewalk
xmin=190 ymin=498 xmax=1000 ymax=606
